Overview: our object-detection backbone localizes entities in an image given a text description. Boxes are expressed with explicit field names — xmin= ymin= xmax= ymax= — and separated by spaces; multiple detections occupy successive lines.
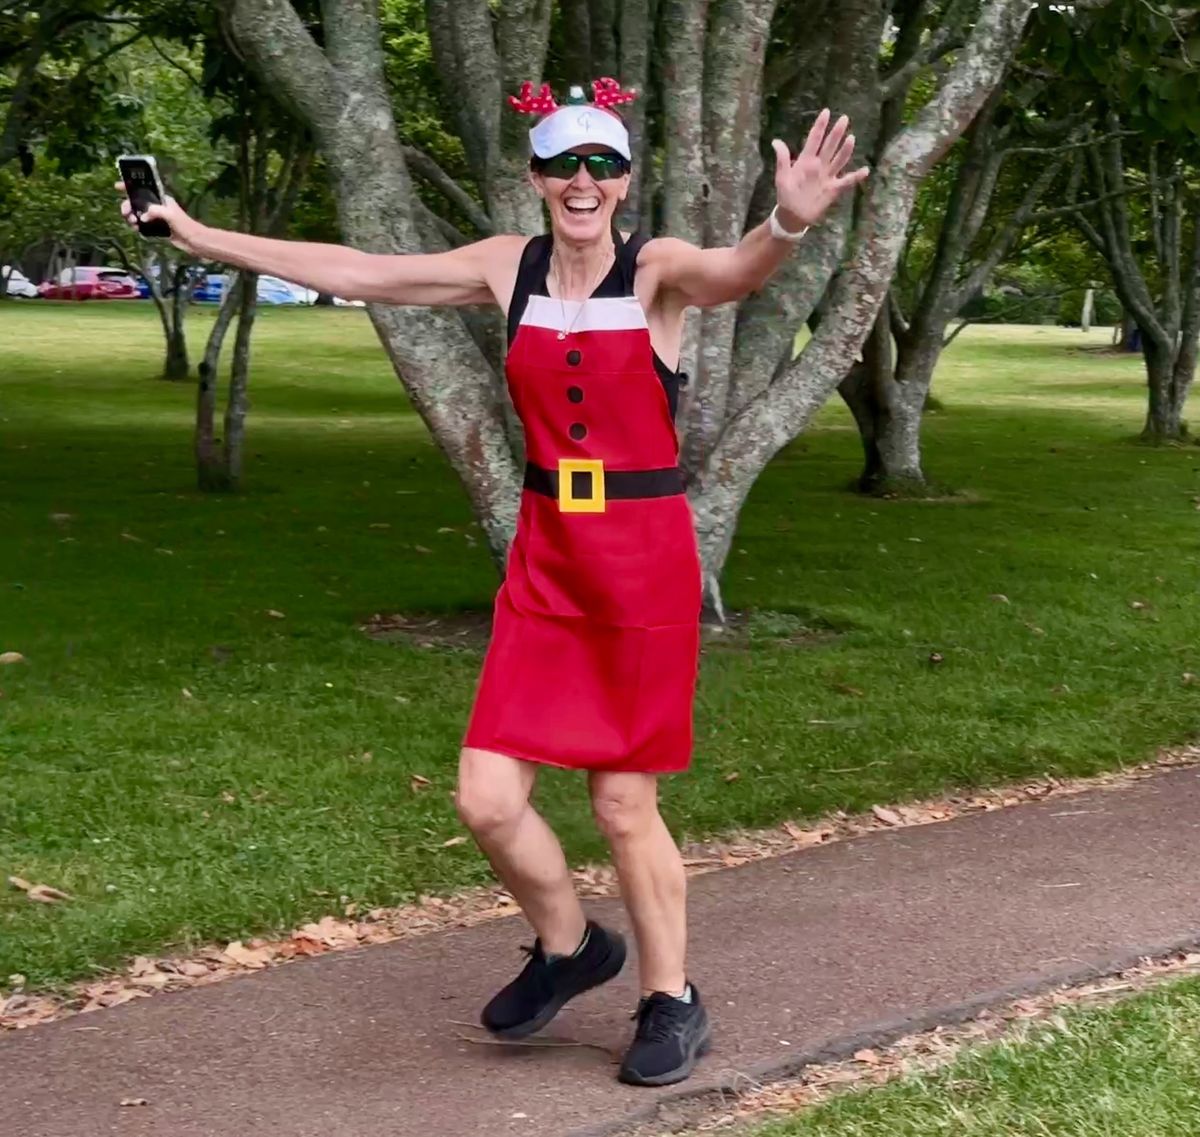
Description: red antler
xmin=508 ymin=81 xmax=558 ymax=115
xmin=591 ymin=77 xmax=637 ymax=109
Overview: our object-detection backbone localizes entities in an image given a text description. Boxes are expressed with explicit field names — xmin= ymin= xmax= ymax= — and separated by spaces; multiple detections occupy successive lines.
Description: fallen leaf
xmin=120 ymin=532 xmax=144 ymax=543
xmin=783 ymin=820 xmax=833 ymax=848
xmin=119 ymin=1098 xmax=149 ymax=1108
xmin=928 ymin=652 xmax=945 ymax=666
xmin=266 ymin=609 xmax=285 ymax=619
xmin=414 ymin=545 xmax=432 ymax=554
xmin=988 ymin=594 xmax=1010 ymax=604
xmin=833 ymin=683 xmax=865 ymax=697
xmin=442 ymin=836 xmax=468 ymax=847
xmin=221 ymin=941 xmax=274 ymax=969
xmin=0 ymin=652 xmax=26 ymax=665
xmin=289 ymin=934 xmax=327 ymax=957
xmin=9 ymin=877 xmax=71 ymax=903
xmin=410 ymin=774 xmax=432 ymax=792
xmin=871 ymin=805 xmax=902 ymax=827
xmin=1182 ymin=673 xmax=1197 ymax=686
xmin=181 ymin=687 xmax=193 ymax=699
xmin=176 ymin=960 xmax=211 ymax=979
xmin=853 ymin=1048 xmax=881 ymax=1065
xmin=1130 ymin=600 xmax=1148 ymax=610
xmin=129 ymin=970 xmax=172 ymax=990
xmin=220 ymin=791 xmax=236 ymax=804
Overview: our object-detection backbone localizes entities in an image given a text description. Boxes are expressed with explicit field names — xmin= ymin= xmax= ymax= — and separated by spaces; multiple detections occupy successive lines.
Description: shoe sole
xmin=617 ymin=1018 xmax=713 ymax=1087
xmin=487 ymin=931 xmax=628 ymax=1041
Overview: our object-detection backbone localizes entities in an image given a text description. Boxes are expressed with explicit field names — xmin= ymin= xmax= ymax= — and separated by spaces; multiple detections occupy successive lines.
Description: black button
xmin=569 ymin=422 xmax=587 ymax=441
xmin=567 ymin=386 xmax=584 ymax=403
xmin=566 ymin=349 xmax=582 ymax=366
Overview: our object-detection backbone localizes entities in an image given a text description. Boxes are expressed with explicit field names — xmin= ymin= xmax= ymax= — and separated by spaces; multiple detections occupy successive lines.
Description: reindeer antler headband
xmin=509 ymin=77 xmax=637 ymax=161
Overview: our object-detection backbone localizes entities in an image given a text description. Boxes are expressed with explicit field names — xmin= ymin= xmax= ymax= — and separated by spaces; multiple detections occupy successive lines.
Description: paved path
xmin=5 ymin=766 xmax=1200 ymax=1137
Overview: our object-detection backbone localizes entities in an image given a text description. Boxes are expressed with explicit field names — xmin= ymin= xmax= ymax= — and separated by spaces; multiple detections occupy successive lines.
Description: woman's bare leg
xmin=456 ymin=746 xmax=586 ymax=954
xmin=588 ymin=770 xmax=687 ymax=994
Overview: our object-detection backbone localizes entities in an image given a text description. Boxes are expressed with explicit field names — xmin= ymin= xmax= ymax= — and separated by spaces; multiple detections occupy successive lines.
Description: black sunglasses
xmin=531 ymin=151 xmax=630 ymax=182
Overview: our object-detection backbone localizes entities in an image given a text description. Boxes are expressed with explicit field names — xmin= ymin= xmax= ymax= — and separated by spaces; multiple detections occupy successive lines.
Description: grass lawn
xmin=745 ymin=977 xmax=1200 ymax=1137
xmin=1 ymin=302 xmax=1198 ymax=987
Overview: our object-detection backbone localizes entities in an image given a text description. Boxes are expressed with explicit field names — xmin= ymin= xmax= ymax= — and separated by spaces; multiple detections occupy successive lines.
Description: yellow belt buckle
xmin=558 ymin=458 xmax=606 ymax=513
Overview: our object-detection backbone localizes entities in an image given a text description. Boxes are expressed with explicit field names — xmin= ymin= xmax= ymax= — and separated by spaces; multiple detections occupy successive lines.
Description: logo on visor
xmin=577 ymin=110 xmax=594 ymax=132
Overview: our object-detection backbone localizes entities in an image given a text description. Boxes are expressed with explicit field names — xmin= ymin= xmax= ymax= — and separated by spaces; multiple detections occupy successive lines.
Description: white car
xmin=3 ymin=266 xmax=38 ymax=298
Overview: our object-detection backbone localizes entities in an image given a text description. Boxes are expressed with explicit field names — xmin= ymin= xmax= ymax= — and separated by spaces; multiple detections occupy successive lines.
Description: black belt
xmin=524 ymin=460 xmax=684 ymax=511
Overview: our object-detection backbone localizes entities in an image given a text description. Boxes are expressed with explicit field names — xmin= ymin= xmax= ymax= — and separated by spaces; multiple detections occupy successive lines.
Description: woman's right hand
xmin=114 ymin=182 xmax=204 ymax=256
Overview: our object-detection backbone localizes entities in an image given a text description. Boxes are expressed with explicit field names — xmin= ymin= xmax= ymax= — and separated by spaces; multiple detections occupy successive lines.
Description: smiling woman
xmin=113 ymin=71 xmax=868 ymax=1087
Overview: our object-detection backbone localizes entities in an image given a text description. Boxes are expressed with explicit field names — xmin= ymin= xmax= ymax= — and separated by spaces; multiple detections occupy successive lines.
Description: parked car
xmin=259 ymin=275 xmax=317 ymax=304
xmin=2 ymin=266 xmax=39 ymax=298
xmin=190 ymin=273 xmax=320 ymax=305
xmin=38 ymin=266 xmax=140 ymax=301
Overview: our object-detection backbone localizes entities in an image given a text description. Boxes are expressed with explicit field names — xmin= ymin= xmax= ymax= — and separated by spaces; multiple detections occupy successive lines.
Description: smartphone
xmin=116 ymin=154 xmax=172 ymax=238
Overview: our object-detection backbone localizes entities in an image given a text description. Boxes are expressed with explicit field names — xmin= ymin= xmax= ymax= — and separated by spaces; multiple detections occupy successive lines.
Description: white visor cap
xmin=529 ymin=105 xmax=631 ymax=161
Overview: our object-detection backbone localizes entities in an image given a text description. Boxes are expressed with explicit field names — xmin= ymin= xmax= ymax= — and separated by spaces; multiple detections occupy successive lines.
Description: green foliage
xmin=1027 ymin=1 xmax=1200 ymax=143
xmin=0 ymin=160 xmax=126 ymax=266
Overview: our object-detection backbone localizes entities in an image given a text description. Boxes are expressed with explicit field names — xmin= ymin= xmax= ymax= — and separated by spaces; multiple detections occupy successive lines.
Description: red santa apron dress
xmin=464 ymin=232 xmax=702 ymax=773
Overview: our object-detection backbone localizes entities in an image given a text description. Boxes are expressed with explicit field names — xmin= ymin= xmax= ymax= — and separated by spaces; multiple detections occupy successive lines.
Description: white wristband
xmin=768 ymin=205 xmax=809 ymax=242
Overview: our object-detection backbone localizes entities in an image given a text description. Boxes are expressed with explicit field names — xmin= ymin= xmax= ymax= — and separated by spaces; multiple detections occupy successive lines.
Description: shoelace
xmin=631 ymin=995 xmax=689 ymax=1044
xmin=515 ymin=943 xmax=555 ymax=995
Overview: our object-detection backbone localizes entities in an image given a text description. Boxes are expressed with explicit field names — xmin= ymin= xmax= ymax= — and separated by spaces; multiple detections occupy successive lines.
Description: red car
xmin=38 ymin=266 xmax=140 ymax=301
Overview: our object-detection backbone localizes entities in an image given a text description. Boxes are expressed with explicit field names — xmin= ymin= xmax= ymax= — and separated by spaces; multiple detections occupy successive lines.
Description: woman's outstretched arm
xmin=116 ymin=185 xmax=521 ymax=307
xmin=641 ymin=108 xmax=869 ymax=309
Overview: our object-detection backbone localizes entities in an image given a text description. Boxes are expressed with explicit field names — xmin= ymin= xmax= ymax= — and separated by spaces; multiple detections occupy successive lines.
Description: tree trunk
xmin=162 ymin=313 xmax=190 ymax=381
xmin=195 ymin=275 xmax=244 ymax=492
xmin=1141 ymin=334 xmax=1189 ymax=442
xmin=689 ymin=0 xmax=1033 ymax=590
xmin=223 ymin=272 xmax=258 ymax=489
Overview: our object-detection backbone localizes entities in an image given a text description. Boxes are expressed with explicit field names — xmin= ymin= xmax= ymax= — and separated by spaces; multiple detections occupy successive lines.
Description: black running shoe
xmin=618 ymin=985 xmax=712 ymax=1086
xmin=481 ymin=920 xmax=627 ymax=1039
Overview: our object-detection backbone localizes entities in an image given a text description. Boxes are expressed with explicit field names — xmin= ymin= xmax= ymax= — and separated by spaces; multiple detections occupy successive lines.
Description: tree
xmin=1035 ymin=1 xmax=1200 ymax=441
xmin=220 ymin=0 xmax=1032 ymax=615
xmin=194 ymin=93 xmax=312 ymax=491
xmin=837 ymin=9 xmax=1094 ymax=492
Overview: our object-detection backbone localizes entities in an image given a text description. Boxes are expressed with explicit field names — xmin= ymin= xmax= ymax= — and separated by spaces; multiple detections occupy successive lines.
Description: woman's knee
xmin=455 ymin=747 xmax=532 ymax=837
xmin=590 ymin=774 xmax=658 ymax=843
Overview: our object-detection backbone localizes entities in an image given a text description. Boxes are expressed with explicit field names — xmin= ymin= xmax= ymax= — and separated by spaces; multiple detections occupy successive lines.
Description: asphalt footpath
xmin=4 ymin=765 xmax=1200 ymax=1137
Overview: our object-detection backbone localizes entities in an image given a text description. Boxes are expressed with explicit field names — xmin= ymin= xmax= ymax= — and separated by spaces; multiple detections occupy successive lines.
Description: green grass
xmin=1 ymin=304 xmax=1198 ymax=987
xmin=747 ymin=977 xmax=1200 ymax=1136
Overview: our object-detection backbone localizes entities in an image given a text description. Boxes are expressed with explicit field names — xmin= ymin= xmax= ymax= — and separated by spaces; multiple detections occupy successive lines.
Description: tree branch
xmin=425 ymin=0 xmax=501 ymax=185
xmin=401 ymin=146 xmax=494 ymax=235
xmin=143 ymin=35 xmax=201 ymax=86
xmin=880 ymin=0 xmax=972 ymax=101
xmin=222 ymin=0 xmax=339 ymax=132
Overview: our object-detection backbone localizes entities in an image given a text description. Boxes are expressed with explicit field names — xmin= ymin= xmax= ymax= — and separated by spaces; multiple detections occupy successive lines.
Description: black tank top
xmin=506 ymin=230 xmax=687 ymax=420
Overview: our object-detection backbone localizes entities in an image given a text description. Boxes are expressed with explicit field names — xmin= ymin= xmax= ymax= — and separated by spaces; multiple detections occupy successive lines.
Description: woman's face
xmin=531 ymin=144 xmax=630 ymax=244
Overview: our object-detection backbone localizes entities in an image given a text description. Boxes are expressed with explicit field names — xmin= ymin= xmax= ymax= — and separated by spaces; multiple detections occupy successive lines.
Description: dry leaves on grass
xmin=0 ymin=651 xmax=26 ymax=665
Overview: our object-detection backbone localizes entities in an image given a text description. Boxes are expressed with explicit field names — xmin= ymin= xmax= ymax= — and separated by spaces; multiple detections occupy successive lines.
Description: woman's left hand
xmin=771 ymin=108 xmax=869 ymax=230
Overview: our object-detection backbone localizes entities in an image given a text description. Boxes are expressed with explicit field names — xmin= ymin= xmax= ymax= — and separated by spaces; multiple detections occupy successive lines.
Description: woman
xmin=119 ymin=78 xmax=867 ymax=1087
